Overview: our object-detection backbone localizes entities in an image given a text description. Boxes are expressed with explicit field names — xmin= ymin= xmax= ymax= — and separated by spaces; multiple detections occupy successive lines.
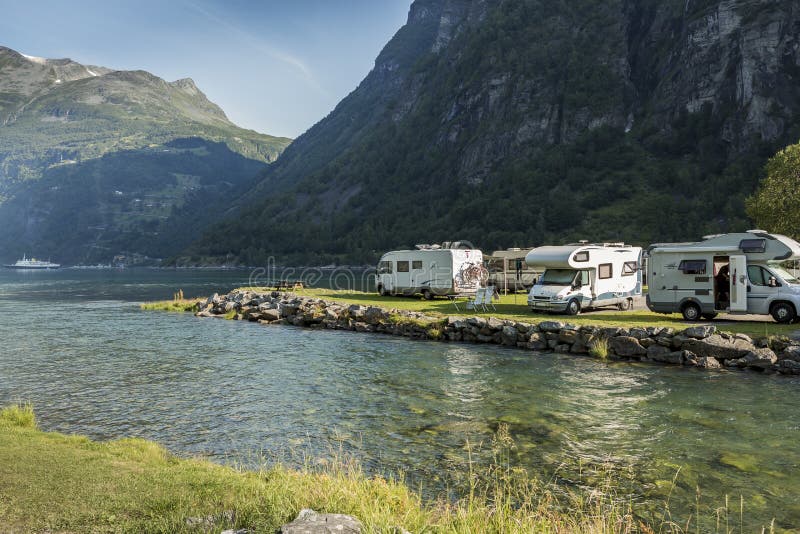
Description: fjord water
xmin=1 ymin=269 xmax=799 ymax=529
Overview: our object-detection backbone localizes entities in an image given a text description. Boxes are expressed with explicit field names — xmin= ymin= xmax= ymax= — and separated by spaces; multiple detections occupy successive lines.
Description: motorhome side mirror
xmin=769 ymin=277 xmax=780 ymax=287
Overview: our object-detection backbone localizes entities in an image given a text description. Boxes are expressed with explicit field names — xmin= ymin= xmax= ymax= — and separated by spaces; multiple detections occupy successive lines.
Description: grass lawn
xmin=0 ymin=404 xmax=647 ymax=533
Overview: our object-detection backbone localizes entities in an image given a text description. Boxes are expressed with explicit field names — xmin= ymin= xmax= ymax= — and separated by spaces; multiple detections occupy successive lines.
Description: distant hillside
xmin=184 ymin=0 xmax=800 ymax=266
xmin=0 ymin=46 xmax=292 ymax=264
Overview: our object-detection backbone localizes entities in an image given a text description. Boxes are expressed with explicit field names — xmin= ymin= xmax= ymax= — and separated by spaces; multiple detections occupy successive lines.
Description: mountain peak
xmin=170 ymin=77 xmax=200 ymax=95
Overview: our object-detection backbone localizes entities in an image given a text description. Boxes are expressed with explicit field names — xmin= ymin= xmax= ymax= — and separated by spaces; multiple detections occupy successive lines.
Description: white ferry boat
xmin=3 ymin=255 xmax=61 ymax=269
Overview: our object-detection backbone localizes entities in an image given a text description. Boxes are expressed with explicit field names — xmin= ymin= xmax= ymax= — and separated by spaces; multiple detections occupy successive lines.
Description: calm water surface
xmin=0 ymin=269 xmax=798 ymax=530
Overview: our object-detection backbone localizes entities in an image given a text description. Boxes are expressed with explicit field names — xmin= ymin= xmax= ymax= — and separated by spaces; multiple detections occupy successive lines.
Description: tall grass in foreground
xmin=589 ymin=336 xmax=610 ymax=360
xmin=0 ymin=402 xmax=36 ymax=429
xmin=0 ymin=407 xmax=777 ymax=533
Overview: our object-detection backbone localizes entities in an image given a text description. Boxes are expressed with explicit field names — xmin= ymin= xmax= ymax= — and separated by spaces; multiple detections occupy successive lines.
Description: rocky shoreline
xmin=196 ymin=290 xmax=800 ymax=375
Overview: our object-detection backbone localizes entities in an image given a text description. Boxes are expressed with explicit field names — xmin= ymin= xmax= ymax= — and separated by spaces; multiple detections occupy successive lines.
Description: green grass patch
xmin=0 ymin=408 xmax=670 ymax=533
xmin=588 ymin=336 xmax=610 ymax=360
xmin=140 ymin=289 xmax=203 ymax=313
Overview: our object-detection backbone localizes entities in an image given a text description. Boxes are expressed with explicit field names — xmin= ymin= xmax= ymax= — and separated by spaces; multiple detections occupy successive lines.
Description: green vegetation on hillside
xmin=184 ymin=0 xmax=800 ymax=266
xmin=0 ymin=138 xmax=270 ymax=264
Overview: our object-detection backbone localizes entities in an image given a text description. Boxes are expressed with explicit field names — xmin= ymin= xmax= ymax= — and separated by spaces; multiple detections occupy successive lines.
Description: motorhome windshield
xmin=771 ymin=267 xmax=800 ymax=285
xmin=540 ymin=269 xmax=576 ymax=285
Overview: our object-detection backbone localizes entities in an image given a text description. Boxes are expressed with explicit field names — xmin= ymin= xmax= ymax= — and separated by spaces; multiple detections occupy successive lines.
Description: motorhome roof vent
xmin=578 ymin=240 xmax=589 ymax=244
xmin=441 ymin=241 xmax=452 ymax=249
xmin=747 ymin=229 xmax=768 ymax=234
xmin=415 ymin=244 xmax=431 ymax=250
xmin=603 ymin=242 xmax=626 ymax=247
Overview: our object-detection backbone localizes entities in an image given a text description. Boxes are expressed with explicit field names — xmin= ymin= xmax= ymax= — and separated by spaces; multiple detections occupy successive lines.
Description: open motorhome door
xmin=730 ymin=255 xmax=748 ymax=312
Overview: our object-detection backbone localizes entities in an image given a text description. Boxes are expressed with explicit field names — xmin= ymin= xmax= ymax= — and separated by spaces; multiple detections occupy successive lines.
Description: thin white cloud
xmin=182 ymin=0 xmax=328 ymax=96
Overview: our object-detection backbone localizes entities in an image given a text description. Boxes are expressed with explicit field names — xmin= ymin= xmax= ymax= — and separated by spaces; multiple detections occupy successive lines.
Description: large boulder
xmin=742 ymin=348 xmax=778 ymax=369
xmin=538 ymin=320 xmax=565 ymax=332
xmin=681 ymin=334 xmax=755 ymax=361
xmin=500 ymin=325 xmax=518 ymax=346
xmin=280 ymin=509 xmax=362 ymax=534
xmin=609 ymin=336 xmax=647 ymax=357
xmin=682 ymin=325 xmax=717 ymax=339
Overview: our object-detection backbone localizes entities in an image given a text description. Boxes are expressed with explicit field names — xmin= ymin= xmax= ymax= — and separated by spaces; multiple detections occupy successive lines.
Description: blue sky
xmin=0 ymin=0 xmax=412 ymax=138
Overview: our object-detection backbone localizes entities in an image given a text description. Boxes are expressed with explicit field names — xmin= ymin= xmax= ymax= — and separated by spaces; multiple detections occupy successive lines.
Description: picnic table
xmin=271 ymin=280 xmax=304 ymax=291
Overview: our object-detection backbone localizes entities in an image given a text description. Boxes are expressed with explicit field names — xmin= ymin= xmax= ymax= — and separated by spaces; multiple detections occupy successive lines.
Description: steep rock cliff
xmin=187 ymin=0 xmax=800 ymax=265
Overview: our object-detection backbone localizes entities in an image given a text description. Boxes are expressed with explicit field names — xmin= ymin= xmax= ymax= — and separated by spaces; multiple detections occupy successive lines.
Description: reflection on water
xmin=0 ymin=269 xmax=799 ymax=530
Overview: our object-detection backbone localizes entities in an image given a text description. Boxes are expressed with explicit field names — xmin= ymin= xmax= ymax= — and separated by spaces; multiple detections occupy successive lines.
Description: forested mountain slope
xmin=0 ymin=47 xmax=291 ymax=264
xmin=185 ymin=0 xmax=800 ymax=266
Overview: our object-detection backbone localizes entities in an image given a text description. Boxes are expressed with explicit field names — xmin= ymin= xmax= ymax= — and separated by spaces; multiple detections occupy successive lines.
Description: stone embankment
xmin=196 ymin=290 xmax=800 ymax=375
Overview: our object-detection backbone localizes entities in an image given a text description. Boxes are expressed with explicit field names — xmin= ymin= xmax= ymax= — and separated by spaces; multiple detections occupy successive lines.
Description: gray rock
xmin=538 ymin=320 xmax=564 ymax=332
xmin=281 ymin=509 xmax=362 ymax=534
xmin=558 ymin=329 xmax=578 ymax=344
xmin=695 ymin=356 xmax=722 ymax=369
xmin=682 ymin=334 xmax=755 ymax=361
xmin=778 ymin=346 xmax=800 ymax=362
xmin=650 ymin=350 xmax=685 ymax=365
xmin=639 ymin=337 xmax=655 ymax=348
xmin=670 ymin=334 xmax=690 ymax=349
xmin=742 ymin=348 xmax=778 ymax=369
xmin=646 ymin=344 xmax=671 ymax=359
xmin=600 ymin=327 xmax=624 ymax=338
xmin=628 ymin=327 xmax=649 ymax=340
xmin=682 ymin=325 xmax=717 ymax=339
xmin=487 ymin=317 xmax=504 ymax=330
xmin=779 ymin=360 xmax=800 ymax=374
xmin=554 ymin=344 xmax=571 ymax=353
xmin=609 ymin=336 xmax=647 ymax=357
xmin=501 ymin=325 xmax=518 ymax=345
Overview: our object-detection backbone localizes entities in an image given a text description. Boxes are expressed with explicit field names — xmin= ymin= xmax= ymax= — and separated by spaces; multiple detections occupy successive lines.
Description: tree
xmin=746 ymin=143 xmax=800 ymax=238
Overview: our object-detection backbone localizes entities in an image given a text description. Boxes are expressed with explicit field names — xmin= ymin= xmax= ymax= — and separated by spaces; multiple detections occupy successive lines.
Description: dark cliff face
xmin=188 ymin=0 xmax=800 ymax=265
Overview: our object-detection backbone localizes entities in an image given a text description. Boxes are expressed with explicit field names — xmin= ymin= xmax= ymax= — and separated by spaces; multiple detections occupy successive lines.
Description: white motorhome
xmin=526 ymin=243 xmax=642 ymax=315
xmin=375 ymin=242 xmax=484 ymax=299
xmin=646 ymin=231 xmax=800 ymax=323
xmin=485 ymin=248 xmax=540 ymax=293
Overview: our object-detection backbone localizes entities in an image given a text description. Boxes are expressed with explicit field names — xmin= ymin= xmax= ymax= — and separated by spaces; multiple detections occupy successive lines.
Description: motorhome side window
xmin=578 ymin=270 xmax=590 ymax=286
xmin=678 ymin=260 xmax=706 ymax=274
xmin=412 ymin=260 xmax=423 ymax=270
xmin=378 ymin=261 xmax=392 ymax=274
xmin=598 ymin=263 xmax=612 ymax=279
xmin=747 ymin=265 xmax=773 ymax=286
xmin=573 ymin=251 xmax=589 ymax=262
xmin=622 ymin=261 xmax=637 ymax=276
xmin=397 ymin=261 xmax=410 ymax=273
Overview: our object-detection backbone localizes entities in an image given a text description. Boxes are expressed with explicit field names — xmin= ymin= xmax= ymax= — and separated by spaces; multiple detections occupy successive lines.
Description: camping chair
xmin=466 ymin=288 xmax=486 ymax=311
xmin=484 ymin=286 xmax=497 ymax=312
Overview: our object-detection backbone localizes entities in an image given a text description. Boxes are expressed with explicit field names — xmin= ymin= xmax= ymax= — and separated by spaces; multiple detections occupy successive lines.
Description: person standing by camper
xmin=715 ymin=264 xmax=730 ymax=308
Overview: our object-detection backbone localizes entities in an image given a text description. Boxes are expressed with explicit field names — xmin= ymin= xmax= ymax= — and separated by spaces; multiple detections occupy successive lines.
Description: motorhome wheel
xmin=617 ymin=299 xmax=632 ymax=311
xmin=770 ymin=302 xmax=796 ymax=324
xmin=681 ymin=302 xmax=701 ymax=321
xmin=566 ymin=299 xmax=581 ymax=315
xmin=422 ymin=289 xmax=433 ymax=300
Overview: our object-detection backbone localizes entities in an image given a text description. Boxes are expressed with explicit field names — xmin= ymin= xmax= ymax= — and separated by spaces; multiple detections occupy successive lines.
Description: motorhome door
xmin=729 ymin=255 xmax=748 ymax=312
